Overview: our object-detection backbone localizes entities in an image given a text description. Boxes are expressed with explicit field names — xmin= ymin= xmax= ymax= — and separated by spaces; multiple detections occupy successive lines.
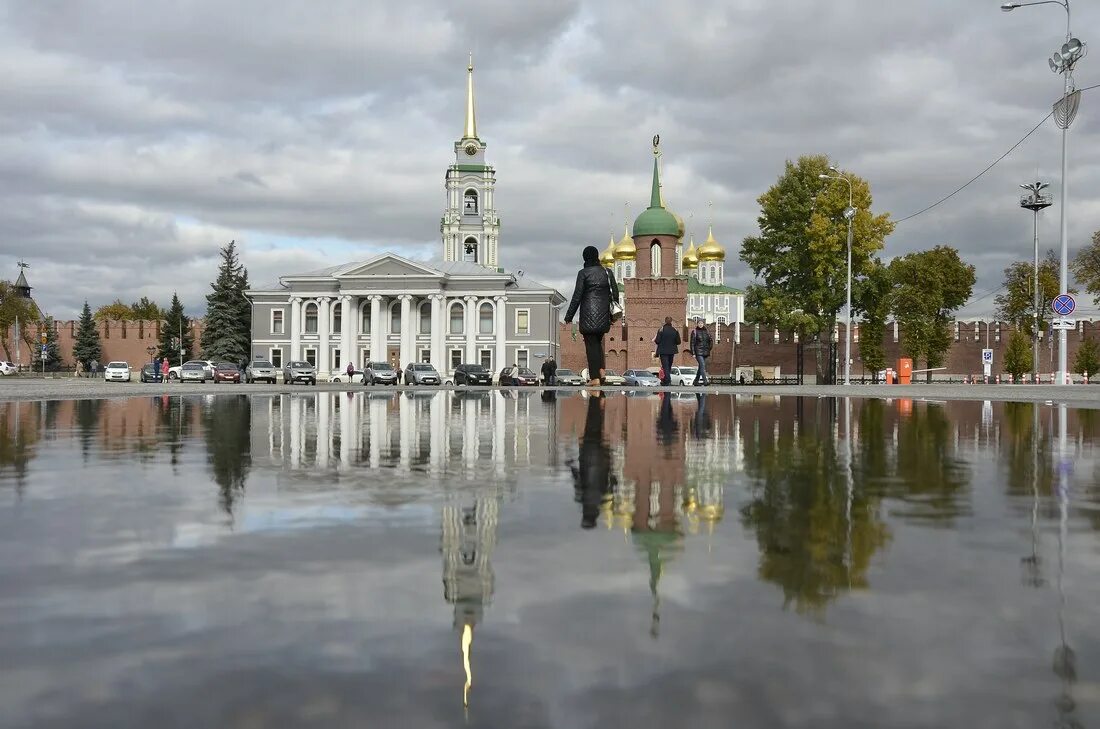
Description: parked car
xmin=245 ymin=360 xmax=278 ymax=384
xmin=404 ymin=363 xmax=441 ymax=385
xmin=139 ymin=363 xmax=162 ymax=383
xmin=168 ymin=359 xmax=215 ymax=381
xmin=180 ymin=362 xmax=207 ymax=383
xmin=283 ymin=360 xmax=317 ymax=385
xmin=453 ymin=363 xmax=492 ymax=386
xmin=213 ymin=362 xmax=242 ymax=383
xmin=602 ymin=369 xmax=626 ymax=386
xmin=669 ymin=365 xmax=699 ymax=386
xmin=553 ymin=368 xmax=585 ymax=386
xmin=329 ymin=367 xmax=364 ymax=384
xmin=363 ymin=361 xmax=399 ymax=386
xmin=0 ymin=361 xmax=18 ymax=376
xmin=104 ymin=361 xmax=131 ymax=382
xmin=499 ymin=366 xmax=538 ymax=386
xmin=624 ymin=369 xmax=661 ymax=387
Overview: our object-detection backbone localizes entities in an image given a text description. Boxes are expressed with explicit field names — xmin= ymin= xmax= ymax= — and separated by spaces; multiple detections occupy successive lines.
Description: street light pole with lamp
xmin=819 ymin=168 xmax=857 ymax=386
xmin=1018 ymin=181 xmax=1053 ymax=381
xmin=1001 ymin=0 xmax=1086 ymax=385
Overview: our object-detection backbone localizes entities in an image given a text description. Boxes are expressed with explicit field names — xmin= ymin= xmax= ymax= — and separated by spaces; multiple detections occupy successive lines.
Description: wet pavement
xmin=1 ymin=391 xmax=1099 ymax=728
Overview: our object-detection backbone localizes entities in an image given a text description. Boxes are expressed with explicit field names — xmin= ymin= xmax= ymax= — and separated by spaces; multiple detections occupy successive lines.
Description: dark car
xmin=213 ymin=362 xmax=241 ymax=383
xmin=499 ymin=366 xmax=538 ymax=386
xmin=454 ymin=364 xmax=492 ymax=386
xmin=363 ymin=361 xmax=399 ymax=386
xmin=404 ymin=363 xmax=441 ymax=385
xmin=139 ymin=363 xmax=162 ymax=383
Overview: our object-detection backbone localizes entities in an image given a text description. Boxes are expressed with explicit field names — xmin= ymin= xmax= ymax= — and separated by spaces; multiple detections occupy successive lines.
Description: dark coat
xmin=654 ymin=324 xmax=681 ymax=355
xmin=565 ymin=263 xmax=619 ymax=335
xmin=690 ymin=326 xmax=713 ymax=357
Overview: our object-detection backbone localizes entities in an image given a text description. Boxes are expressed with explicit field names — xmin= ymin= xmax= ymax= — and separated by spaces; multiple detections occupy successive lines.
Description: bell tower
xmin=441 ymin=54 xmax=500 ymax=267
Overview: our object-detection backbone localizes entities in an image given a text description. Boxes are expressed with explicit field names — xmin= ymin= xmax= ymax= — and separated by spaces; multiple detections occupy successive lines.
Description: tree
xmin=130 ymin=296 xmax=164 ymax=320
xmin=72 ymin=301 xmax=102 ymax=369
xmin=1074 ymin=336 xmax=1100 ymax=376
xmin=0 ymin=279 xmax=41 ymax=361
xmin=94 ymin=299 xmax=134 ymax=321
xmin=994 ymin=251 xmax=1061 ymax=334
xmin=1071 ymin=229 xmax=1100 ymax=305
xmin=741 ymin=155 xmax=895 ymax=383
xmin=889 ymin=246 xmax=975 ymax=381
xmin=158 ymin=292 xmax=194 ymax=365
xmin=200 ymin=240 xmax=252 ymax=363
xmin=852 ymin=259 xmax=892 ymax=381
xmin=1003 ymin=329 xmax=1031 ymax=381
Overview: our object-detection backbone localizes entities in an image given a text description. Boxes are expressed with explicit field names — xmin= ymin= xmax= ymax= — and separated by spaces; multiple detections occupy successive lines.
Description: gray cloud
xmin=1 ymin=0 xmax=1098 ymax=319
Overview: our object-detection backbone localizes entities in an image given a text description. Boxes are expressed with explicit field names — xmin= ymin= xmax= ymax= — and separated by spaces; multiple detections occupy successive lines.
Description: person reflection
xmin=656 ymin=391 xmax=677 ymax=445
xmin=571 ymin=393 xmax=614 ymax=529
xmin=691 ymin=393 xmax=711 ymax=440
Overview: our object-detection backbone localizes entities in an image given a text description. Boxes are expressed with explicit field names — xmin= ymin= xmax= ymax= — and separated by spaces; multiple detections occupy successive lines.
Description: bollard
xmin=1085 ymin=371 xmax=1090 ymax=384
xmin=995 ymin=374 xmax=1000 ymax=384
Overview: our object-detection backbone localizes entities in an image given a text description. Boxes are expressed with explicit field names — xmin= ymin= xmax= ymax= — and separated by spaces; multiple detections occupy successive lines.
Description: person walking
xmin=160 ymin=357 xmax=170 ymax=382
xmin=154 ymin=356 xmax=161 ymax=382
xmin=541 ymin=358 xmax=553 ymax=385
xmin=346 ymin=361 xmax=355 ymax=381
xmin=689 ymin=317 xmax=712 ymax=386
xmin=74 ymin=360 xmax=84 ymax=378
xmin=90 ymin=359 xmax=99 ymax=378
xmin=653 ymin=317 xmax=681 ymax=386
xmin=564 ymin=245 xmax=620 ymax=387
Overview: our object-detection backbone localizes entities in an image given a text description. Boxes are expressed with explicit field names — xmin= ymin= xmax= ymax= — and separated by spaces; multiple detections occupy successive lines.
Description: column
xmin=290 ymin=396 xmax=302 ymax=468
xmin=370 ymin=295 xmax=385 ymax=362
xmin=398 ymin=294 xmax=413 ymax=369
xmin=430 ymin=294 xmax=445 ymax=372
xmin=493 ymin=391 xmax=505 ymax=475
xmin=429 ymin=390 xmax=444 ymax=477
xmin=290 ymin=297 xmax=302 ymax=362
xmin=494 ymin=295 xmax=507 ymax=374
xmin=341 ymin=295 xmax=355 ymax=370
xmin=464 ymin=295 xmax=478 ymax=364
xmin=317 ymin=297 xmax=331 ymax=374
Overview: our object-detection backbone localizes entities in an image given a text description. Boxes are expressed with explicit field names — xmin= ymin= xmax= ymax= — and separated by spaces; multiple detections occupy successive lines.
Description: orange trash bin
xmin=897 ymin=358 xmax=913 ymax=385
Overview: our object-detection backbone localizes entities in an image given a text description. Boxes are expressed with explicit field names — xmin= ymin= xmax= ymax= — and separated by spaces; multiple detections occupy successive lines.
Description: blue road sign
xmin=40 ymin=344 xmax=47 ymax=353
xmin=1052 ymin=294 xmax=1076 ymax=316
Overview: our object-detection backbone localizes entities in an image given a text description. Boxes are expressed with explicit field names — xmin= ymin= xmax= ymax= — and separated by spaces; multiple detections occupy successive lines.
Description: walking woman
xmin=564 ymin=245 xmax=620 ymax=387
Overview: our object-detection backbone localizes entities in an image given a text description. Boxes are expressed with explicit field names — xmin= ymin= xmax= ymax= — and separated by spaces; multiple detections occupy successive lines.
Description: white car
xmin=103 ymin=361 xmax=131 ymax=382
xmin=167 ymin=359 xmax=215 ymax=381
xmin=669 ymin=365 xmax=698 ymax=386
xmin=329 ymin=368 xmax=364 ymax=384
xmin=0 ymin=361 xmax=16 ymax=376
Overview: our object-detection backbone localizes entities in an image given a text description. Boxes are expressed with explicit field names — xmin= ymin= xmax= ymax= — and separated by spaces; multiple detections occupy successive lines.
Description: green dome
xmin=633 ymin=207 xmax=681 ymax=237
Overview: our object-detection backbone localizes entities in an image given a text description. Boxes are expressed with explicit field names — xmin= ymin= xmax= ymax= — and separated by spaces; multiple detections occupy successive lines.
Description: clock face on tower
xmin=465 ymin=144 xmax=478 ymax=156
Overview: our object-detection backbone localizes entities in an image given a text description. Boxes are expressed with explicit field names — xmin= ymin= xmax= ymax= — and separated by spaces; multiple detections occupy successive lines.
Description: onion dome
xmin=613 ymin=224 xmax=637 ymax=261
xmin=681 ymin=236 xmax=699 ymax=270
xmin=672 ymin=213 xmax=685 ymax=240
xmin=632 ymin=156 xmax=681 ymax=238
xmin=697 ymin=225 xmax=725 ymax=262
xmin=600 ymin=236 xmax=616 ymax=268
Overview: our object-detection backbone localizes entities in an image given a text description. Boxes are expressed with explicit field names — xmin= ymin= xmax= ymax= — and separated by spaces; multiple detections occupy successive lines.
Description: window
xmin=463 ymin=237 xmax=478 ymax=263
xmin=361 ymin=303 xmax=371 ymax=334
xmin=272 ymin=309 xmax=284 ymax=335
xmin=479 ymin=302 xmax=494 ymax=334
xmin=450 ymin=349 xmax=463 ymax=370
xmin=651 ymin=242 xmax=661 ymax=277
xmin=390 ymin=302 xmax=401 ymax=334
xmin=304 ymin=303 xmax=318 ymax=333
xmin=479 ymin=350 xmax=493 ymax=369
xmin=332 ymin=349 xmax=341 ymax=370
xmin=270 ymin=348 xmax=283 ymax=368
xmin=517 ymin=350 xmax=529 ymax=369
xmin=420 ymin=349 xmax=431 ymax=364
xmin=304 ymin=349 xmax=317 ymax=367
xmin=464 ymin=189 xmax=479 ymax=214
xmin=449 ymin=303 xmax=464 ymax=334
xmin=332 ymin=303 xmax=342 ymax=334
xmin=516 ymin=309 xmax=530 ymax=335
xmin=419 ymin=302 xmax=431 ymax=334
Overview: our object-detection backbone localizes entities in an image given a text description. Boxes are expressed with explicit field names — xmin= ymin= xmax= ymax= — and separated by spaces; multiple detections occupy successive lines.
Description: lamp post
xmin=1019 ymin=181 xmax=1053 ymax=381
xmin=819 ymin=169 xmax=856 ymax=386
xmin=1001 ymin=0 xmax=1086 ymax=385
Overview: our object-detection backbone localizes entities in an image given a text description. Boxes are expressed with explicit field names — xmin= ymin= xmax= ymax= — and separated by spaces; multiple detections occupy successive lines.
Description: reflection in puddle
xmin=1 ymin=392 xmax=1099 ymax=727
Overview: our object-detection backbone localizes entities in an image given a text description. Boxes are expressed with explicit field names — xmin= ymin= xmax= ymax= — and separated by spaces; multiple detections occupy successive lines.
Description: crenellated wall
xmin=2 ymin=319 xmax=206 ymax=368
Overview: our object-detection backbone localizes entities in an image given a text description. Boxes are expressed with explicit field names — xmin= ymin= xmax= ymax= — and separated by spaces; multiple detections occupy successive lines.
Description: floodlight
xmin=828 ymin=165 xmax=839 ymax=173
xmin=1066 ymin=38 xmax=1082 ymax=56
xmin=1061 ymin=42 xmax=1072 ymax=59
xmin=1049 ymin=57 xmax=1059 ymax=72
xmin=843 ymin=206 xmax=857 ymax=220
xmin=818 ymin=174 xmax=829 ymax=179
xmin=1000 ymin=2 xmax=1019 ymax=10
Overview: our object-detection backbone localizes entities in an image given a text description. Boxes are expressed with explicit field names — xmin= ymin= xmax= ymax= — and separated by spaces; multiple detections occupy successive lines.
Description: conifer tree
xmin=158 ymin=292 xmax=194 ymax=365
xmin=72 ymin=301 xmax=102 ymax=369
xmin=200 ymin=240 xmax=252 ymax=363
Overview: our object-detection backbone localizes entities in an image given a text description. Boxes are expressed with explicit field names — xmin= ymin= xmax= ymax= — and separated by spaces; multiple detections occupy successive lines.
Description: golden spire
xmin=464 ymin=53 xmax=477 ymax=140
xmin=614 ymin=222 xmax=637 ymax=261
xmin=697 ymin=225 xmax=725 ymax=261
xmin=462 ymin=623 xmax=473 ymax=707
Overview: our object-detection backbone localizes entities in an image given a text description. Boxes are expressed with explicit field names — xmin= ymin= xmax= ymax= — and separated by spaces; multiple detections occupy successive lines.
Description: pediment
xmin=336 ymin=254 xmax=440 ymax=279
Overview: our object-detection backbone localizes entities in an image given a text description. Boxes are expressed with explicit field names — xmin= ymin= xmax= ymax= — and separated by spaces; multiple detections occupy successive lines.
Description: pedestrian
xmin=739 ymin=372 xmax=746 ymax=386
xmin=346 ymin=360 xmax=355 ymax=381
xmin=548 ymin=358 xmax=557 ymax=385
xmin=653 ymin=317 xmax=681 ymax=386
xmin=90 ymin=359 xmax=98 ymax=377
xmin=541 ymin=357 xmax=553 ymax=385
xmin=160 ymin=357 xmax=170 ymax=381
xmin=74 ymin=360 xmax=84 ymax=378
xmin=689 ymin=317 xmax=712 ymax=386
xmin=154 ymin=357 xmax=161 ymax=382
xmin=564 ymin=245 xmax=620 ymax=387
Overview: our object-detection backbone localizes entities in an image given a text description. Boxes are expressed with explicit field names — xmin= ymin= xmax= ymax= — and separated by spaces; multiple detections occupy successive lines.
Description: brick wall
xmin=2 ymin=319 xmax=206 ymax=369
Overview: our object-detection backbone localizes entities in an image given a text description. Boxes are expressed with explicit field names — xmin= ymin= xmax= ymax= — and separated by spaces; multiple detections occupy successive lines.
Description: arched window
xmin=304 ymin=302 xmax=318 ymax=333
xmin=419 ymin=302 xmax=431 ymax=334
xmin=361 ymin=303 xmax=371 ymax=334
xmin=650 ymin=241 xmax=661 ymax=277
xmin=390 ymin=302 xmax=401 ymax=334
xmin=463 ymin=237 xmax=478 ymax=263
xmin=479 ymin=302 xmax=494 ymax=334
xmin=449 ymin=303 xmax=465 ymax=334
xmin=332 ymin=302 xmax=342 ymax=333
xmin=463 ymin=189 xmax=479 ymax=215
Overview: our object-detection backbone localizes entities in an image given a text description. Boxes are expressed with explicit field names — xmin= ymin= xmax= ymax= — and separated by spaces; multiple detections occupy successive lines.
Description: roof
xmin=632 ymin=156 xmax=680 ymax=238
xmin=688 ymin=279 xmax=743 ymax=295
xmin=14 ymin=270 xmax=30 ymax=288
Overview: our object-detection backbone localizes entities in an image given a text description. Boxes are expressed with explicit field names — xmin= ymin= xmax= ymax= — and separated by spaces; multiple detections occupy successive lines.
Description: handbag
xmin=606 ymin=269 xmax=623 ymax=322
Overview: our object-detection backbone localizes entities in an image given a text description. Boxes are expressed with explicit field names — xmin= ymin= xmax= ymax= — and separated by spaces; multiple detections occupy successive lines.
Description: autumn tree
xmin=1003 ymin=330 xmax=1031 ymax=382
xmin=94 ymin=299 xmax=134 ymax=321
xmin=1070 ymin=229 xmax=1100 ymax=305
xmin=0 ymin=279 xmax=40 ymax=361
xmin=994 ymin=252 xmax=1061 ymax=334
xmin=741 ymin=154 xmax=895 ymax=383
xmin=1074 ymin=337 xmax=1100 ymax=377
xmin=130 ymin=296 xmax=164 ymax=320
xmin=889 ymin=246 xmax=975 ymax=382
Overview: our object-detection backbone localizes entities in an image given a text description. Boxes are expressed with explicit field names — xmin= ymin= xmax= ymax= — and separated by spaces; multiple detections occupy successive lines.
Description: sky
xmin=2 ymin=0 xmax=1099 ymax=321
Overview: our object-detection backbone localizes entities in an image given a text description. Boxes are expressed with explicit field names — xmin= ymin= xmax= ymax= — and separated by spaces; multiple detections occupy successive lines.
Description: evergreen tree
xmin=200 ymin=241 xmax=252 ymax=363
xmin=37 ymin=317 xmax=62 ymax=369
xmin=1074 ymin=336 xmax=1100 ymax=377
xmin=158 ymin=292 xmax=194 ymax=365
xmin=72 ymin=301 xmax=102 ymax=369
xmin=1003 ymin=330 xmax=1031 ymax=381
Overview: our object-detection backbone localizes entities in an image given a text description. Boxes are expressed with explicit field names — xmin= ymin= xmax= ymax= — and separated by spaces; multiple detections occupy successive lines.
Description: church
xmin=246 ymin=58 xmax=565 ymax=377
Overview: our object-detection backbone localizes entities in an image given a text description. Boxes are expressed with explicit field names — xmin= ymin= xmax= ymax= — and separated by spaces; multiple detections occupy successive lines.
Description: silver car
xmin=282 ymin=360 xmax=317 ymax=385
xmin=553 ymin=368 xmax=585 ymax=386
xmin=245 ymin=359 xmax=278 ymax=384
xmin=404 ymin=363 xmax=441 ymax=385
xmin=180 ymin=362 xmax=206 ymax=383
xmin=624 ymin=369 xmax=661 ymax=387
xmin=363 ymin=361 xmax=399 ymax=386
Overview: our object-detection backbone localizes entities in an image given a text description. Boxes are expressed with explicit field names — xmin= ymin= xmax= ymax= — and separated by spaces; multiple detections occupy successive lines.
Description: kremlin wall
xmin=2 ymin=318 xmax=205 ymax=370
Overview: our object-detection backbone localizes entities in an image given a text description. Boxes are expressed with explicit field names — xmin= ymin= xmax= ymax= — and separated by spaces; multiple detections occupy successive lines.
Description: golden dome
xmin=672 ymin=213 xmax=685 ymax=240
xmin=697 ymin=225 xmax=725 ymax=262
xmin=600 ymin=236 xmax=616 ymax=268
xmin=613 ymin=224 xmax=637 ymax=261
xmin=681 ymin=236 xmax=699 ymax=269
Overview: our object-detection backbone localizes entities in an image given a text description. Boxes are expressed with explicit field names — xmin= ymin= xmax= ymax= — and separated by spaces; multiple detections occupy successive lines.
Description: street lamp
xmin=1019 ymin=181 xmax=1053 ymax=382
xmin=819 ymin=168 xmax=856 ymax=386
xmin=1001 ymin=0 xmax=1086 ymax=385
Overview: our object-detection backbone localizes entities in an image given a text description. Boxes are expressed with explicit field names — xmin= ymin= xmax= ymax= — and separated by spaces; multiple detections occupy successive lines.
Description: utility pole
xmin=1020 ymin=181 xmax=1053 ymax=382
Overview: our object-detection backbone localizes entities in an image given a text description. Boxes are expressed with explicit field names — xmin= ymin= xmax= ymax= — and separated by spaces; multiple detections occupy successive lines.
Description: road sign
xmin=40 ymin=344 xmax=47 ymax=353
xmin=1052 ymin=293 xmax=1076 ymax=316
xmin=40 ymin=332 xmax=47 ymax=344
xmin=40 ymin=352 xmax=47 ymax=361
xmin=1052 ymin=318 xmax=1076 ymax=330
xmin=982 ymin=349 xmax=993 ymax=365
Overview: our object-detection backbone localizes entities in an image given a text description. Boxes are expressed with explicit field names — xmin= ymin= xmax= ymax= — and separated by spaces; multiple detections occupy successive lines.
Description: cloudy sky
xmin=3 ymin=0 xmax=1099 ymax=320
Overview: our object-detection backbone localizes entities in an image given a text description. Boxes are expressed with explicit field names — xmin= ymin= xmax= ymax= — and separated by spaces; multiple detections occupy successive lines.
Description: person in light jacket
xmin=653 ymin=317 xmax=681 ymax=386
xmin=564 ymin=246 xmax=619 ymax=386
